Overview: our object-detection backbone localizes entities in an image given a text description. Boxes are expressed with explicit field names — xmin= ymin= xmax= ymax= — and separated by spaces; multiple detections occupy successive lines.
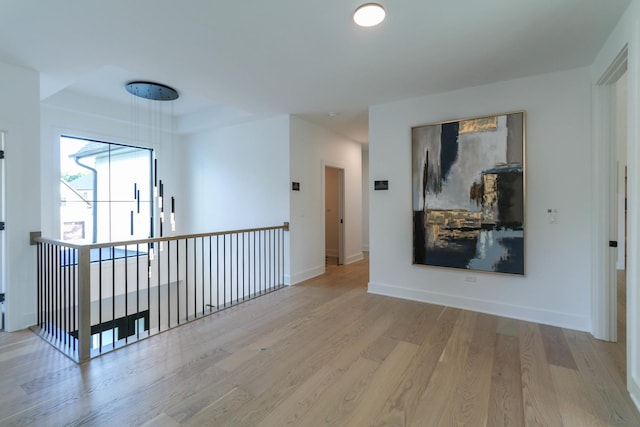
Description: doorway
xmin=593 ymin=46 xmax=627 ymax=344
xmin=324 ymin=166 xmax=344 ymax=267
xmin=613 ymin=71 xmax=628 ymax=378
xmin=615 ymin=74 xmax=628 ymax=276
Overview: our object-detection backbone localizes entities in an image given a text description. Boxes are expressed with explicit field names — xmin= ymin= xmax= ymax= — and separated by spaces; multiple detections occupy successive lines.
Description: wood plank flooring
xmin=0 ymin=259 xmax=638 ymax=426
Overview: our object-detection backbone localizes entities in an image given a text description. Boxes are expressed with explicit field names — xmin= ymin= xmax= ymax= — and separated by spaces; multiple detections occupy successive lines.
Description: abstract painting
xmin=412 ymin=112 xmax=525 ymax=275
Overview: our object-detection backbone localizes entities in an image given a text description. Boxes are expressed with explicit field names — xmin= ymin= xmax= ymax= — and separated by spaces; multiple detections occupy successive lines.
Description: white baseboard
xmin=367 ymin=281 xmax=589 ymax=332
xmin=5 ymin=311 xmax=37 ymax=332
xmin=289 ymin=253 xmax=364 ymax=285
xmin=630 ymin=376 xmax=640 ymax=413
xmin=289 ymin=265 xmax=325 ymax=285
xmin=345 ymin=252 xmax=364 ymax=265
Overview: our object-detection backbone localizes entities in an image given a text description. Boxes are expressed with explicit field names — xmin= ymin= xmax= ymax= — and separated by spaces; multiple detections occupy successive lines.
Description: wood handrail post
xmin=78 ymin=247 xmax=91 ymax=362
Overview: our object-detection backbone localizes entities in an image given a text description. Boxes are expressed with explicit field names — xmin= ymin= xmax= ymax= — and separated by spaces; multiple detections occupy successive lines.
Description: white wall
xmin=369 ymin=67 xmax=592 ymax=331
xmin=0 ymin=61 xmax=41 ymax=331
xmin=289 ymin=116 xmax=363 ymax=284
xmin=591 ymin=0 xmax=640 ymax=409
xmin=180 ymin=116 xmax=290 ymax=285
xmin=180 ymin=115 xmax=290 ymax=234
xmin=362 ymin=146 xmax=369 ymax=252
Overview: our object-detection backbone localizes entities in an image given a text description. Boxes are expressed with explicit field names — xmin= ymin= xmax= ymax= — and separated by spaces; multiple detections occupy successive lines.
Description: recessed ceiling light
xmin=353 ymin=3 xmax=386 ymax=27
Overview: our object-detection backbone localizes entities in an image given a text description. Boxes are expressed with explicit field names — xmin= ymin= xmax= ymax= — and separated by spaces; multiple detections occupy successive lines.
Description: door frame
xmin=592 ymin=47 xmax=627 ymax=342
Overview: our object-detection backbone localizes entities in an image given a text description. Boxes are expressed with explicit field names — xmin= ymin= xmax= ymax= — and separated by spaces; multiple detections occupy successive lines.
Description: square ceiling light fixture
xmin=353 ymin=3 xmax=386 ymax=27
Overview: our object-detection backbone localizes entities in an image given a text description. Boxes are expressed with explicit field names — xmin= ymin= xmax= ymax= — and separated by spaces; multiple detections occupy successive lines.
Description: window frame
xmin=59 ymin=135 xmax=155 ymax=245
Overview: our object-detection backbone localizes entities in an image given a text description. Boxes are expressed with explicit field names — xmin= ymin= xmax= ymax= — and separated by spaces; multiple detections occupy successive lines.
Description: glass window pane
xmin=60 ymin=136 xmax=153 ymax=244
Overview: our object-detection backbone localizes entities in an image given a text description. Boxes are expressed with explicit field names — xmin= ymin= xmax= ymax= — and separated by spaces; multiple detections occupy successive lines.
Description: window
xmin=60 ymin=136 xmax=154 ymax=243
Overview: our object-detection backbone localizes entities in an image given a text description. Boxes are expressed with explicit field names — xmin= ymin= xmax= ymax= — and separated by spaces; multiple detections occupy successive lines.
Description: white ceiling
xmin=0 ymin=0 xmax=631 ymax=143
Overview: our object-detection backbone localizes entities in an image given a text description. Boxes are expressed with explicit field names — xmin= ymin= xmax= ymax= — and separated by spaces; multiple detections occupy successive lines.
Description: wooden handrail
xmin=35 ymin=222 xmax=290 ymax=249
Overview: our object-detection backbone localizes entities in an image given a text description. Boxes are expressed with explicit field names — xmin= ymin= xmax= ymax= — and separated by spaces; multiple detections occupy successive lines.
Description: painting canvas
xmin=412 ymin=112 xmax=525 ymax=275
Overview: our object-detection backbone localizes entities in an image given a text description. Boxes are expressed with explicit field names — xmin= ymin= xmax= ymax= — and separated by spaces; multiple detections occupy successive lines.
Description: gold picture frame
xmin=411 ymin=111 xmax=526 ymax=275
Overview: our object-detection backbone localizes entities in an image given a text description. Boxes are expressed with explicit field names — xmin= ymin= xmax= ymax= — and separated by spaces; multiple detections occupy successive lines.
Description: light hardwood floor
xmin=0 ymin=259 xmax=639 ymax=426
